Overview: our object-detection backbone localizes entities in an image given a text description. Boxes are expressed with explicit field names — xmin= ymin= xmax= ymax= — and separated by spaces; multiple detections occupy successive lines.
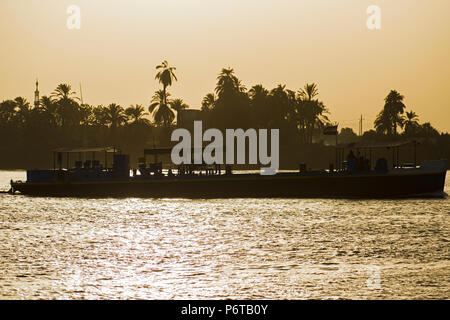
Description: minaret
xmin=34 ymin=79 xmax=40 ymax=108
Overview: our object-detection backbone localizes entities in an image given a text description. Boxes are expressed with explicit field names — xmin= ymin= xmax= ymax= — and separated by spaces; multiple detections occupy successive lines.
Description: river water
xmin=0 ymin=170 xmax=448 ymax=299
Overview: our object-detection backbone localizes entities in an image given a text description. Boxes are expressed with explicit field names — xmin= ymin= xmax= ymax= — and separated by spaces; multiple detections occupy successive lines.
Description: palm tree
xmin=296 ymin=83 xmax=329 ymax=143
xmin=299 ymin=100 xmax=329 ymax=144
xmin=14 ymin=97 xmax=30 ymax=111
xmin=170 ymin=99 xmax=189 ymax=112
xmin=298 ymin=83 xmax=319 ymax=102
xmin=92 ymin=105 xmax=108 ymax=127
xmin=51 ymin=83 xmax=77 ymax=101
xmin=201 ymin=93 xmax=216 ymax=112
xmin=215 ymin=67 xmax=245 ymax=98
xmin=0 ymin=100 xmax=16 ymax=124
xmin=418 ymin=122 xmax=439 ymax=138
xmin=249 ymin=85 xmax=268 ymax=101
xmin=125 ymin=104 xmax=150 ymax=125
xmin=384 ymin=90 xmax=406 ymax=136
xmin=78 ymin=104 xmax=94 ymax=126
xmin=104 ymin=103 xmax=127 ymax=129
xmin=149 ymin=90 xmax=175 ymax=127
xmin=13 ymin=97 xmax=31 ymax=125
xmin=374 ymin=108 xmax=393 ymax=135
xmin=374 ymin=90 xmax=406 ymax=136
xmin=40 ymin=96 xmax=58 ymax=126
xmin=212 ymin=67 xmax=250 ymax=128
xmin=404 ymin=110 xmax=419 ymax=136
xmin=248 ymin=85 xmax=269 ymax=127
xmin=51 ymin=83 xmax=80 ymax=127
xmin=312 ymin=101 xmax=330 ymax=128
xmin=270 ymin=85 xmax=290 ymax=115
xmin=155 ymin=60 xmax=177 ymax=106
xmin=266 ymin=85 xmax=296 ymax=134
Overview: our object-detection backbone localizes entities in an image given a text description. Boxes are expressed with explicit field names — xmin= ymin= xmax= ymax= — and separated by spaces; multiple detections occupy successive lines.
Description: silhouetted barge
xmin=9 ymin=145 xmax=448 ymax=198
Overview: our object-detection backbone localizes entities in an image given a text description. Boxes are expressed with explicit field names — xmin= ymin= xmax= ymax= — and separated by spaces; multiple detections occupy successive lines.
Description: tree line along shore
xmin=0 ymin=61 xmax=449 ymax=170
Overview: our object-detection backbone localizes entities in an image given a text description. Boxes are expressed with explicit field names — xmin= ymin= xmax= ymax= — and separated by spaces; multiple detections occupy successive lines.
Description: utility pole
xmin=359 ymin=115 xmax=363 ymax=136
xmin=79 ymin=82 xmax=84 ymax=105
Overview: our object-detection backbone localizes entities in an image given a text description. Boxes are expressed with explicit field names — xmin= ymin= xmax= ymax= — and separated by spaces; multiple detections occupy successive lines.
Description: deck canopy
xmin=53 ymin=146 xmax=119 ymax=153
xmin=144 ymin=147 xmax=225 ymax=156
xmin=333 ymin=140 xmax=419 ymax=171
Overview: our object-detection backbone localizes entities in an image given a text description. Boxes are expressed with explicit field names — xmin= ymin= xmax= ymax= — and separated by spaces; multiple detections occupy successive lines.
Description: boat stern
xmin=420 ymin=159 xmax=448 ymax=173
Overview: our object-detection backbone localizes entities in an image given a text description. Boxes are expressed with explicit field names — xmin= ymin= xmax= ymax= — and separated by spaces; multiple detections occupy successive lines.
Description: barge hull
xmin=11 ymin=170 xmax=447 ymax=198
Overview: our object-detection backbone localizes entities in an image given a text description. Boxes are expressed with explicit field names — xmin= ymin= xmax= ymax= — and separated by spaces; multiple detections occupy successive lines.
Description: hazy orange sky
xmin=1 ymin=0 xmax=449 ymax=132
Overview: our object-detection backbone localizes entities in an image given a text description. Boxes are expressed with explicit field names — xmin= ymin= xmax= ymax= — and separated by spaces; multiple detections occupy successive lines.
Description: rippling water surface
xmin=0 ymin=171 xmax=449 ymax=299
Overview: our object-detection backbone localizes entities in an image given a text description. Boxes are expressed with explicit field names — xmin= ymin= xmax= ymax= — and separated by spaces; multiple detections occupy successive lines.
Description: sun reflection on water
xmin=0 ymin=171 xmax=448 ymax=299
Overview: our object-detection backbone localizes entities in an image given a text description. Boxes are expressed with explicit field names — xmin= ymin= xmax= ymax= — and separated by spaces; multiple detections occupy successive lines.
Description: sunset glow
xmin=1 ymin=0 xmax=449 ymax=132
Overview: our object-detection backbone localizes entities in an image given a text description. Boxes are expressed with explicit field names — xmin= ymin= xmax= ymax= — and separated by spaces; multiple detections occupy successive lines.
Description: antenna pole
xmin=359 ymin=115 xmax=363 ymax=136
xmin=79 ymin=82 xmax=84 ymax=105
